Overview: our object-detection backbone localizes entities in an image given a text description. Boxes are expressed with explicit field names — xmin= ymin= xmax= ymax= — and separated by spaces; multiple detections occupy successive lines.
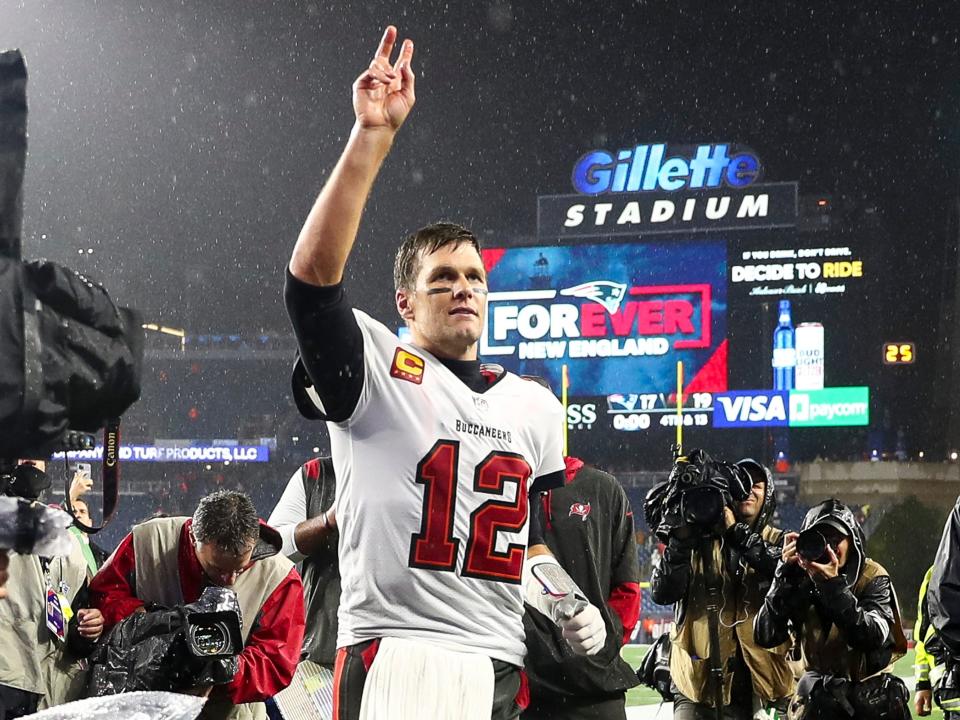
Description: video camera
xmin=0 ymin=461 xmax=50 ymax=502
xmin=89 ymin=586 xmax=244 ymax=696
xmin=0 ymin=461 xmax=75 ymax=556
xmin=151 ymin=585 xmax=244 ymax=687
xmin=644 ymin=448 xmax=754 ymax=542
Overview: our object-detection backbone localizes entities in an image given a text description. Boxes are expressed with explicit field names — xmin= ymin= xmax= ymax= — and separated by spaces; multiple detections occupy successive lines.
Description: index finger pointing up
xmin=375 ymin=26 xmax=398 ymax=61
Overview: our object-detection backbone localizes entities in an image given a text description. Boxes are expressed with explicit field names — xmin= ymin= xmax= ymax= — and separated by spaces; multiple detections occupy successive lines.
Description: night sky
xmin=3 ymin=1 xmax=958 ymax=455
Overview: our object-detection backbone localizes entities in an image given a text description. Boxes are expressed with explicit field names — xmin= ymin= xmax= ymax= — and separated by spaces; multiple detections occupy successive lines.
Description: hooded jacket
xmin=754 ymin=499 xmax=907 ymax=682
xmin=650 ymin=459 xmax=793 ymax=706
xmin=929 ymin=494 xmax=960 ymax=658
xmin=89 ymin=517 xmax=305 ymax=720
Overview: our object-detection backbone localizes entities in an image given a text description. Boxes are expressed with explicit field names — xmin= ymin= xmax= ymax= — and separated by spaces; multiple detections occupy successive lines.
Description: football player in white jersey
xmin=285 ymin=26 xmax=606 ymax=720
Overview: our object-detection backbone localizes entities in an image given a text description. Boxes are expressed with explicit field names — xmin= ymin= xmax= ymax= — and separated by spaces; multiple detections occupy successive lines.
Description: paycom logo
xmin=788 ymin=387 xmax=869 ymax=427
xmin=713 ymin=387 xmax=869 ymax=428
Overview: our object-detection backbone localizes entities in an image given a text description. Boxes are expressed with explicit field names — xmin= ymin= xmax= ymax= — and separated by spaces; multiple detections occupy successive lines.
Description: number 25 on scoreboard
xmin=883 ymin=342 xmax=915 ymax=365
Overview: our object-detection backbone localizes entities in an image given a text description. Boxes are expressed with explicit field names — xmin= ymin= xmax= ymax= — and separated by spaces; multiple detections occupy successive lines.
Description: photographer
xmin=754 ymin=499 xmax=909 ymax=720
xmin=89 ymin=490 xmax=305 ymax=720
xmin=0 ymin=461 xmax=104 ymax=719
xmin=650 ymin=454 xmax=793 ymax=719
xmin=63 ymin=467 xmax=109 ymax=576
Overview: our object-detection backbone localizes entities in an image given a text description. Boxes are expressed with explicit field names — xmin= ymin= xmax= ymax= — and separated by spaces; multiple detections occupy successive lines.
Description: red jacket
xmin=90 ymin=518 xmax=305 ymax=704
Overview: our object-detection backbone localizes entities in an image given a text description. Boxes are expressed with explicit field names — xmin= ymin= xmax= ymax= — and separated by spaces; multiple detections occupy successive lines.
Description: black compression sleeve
xmin=530 ymin=469 xmax=564 ymax=494
xmin=284 ymin=269 xmax=365 ymax=422
xmin=528 ymin=493 xmax=546 ymax=546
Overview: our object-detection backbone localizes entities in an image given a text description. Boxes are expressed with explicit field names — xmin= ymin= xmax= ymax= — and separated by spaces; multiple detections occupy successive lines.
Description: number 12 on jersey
xmin=408 ymin=440 xmax=532 ymax=584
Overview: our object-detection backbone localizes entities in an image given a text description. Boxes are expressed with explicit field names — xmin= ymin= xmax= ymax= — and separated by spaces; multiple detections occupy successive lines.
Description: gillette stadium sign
xmin=537 ymin=143 xmax=797 ymax=238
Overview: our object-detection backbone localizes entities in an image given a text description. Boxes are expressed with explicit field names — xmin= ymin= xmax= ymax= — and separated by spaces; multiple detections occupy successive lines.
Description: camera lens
xmin=681 ymin=486 xmax=725 ymax=527
xmin=677 ymin=465 xmax=699 ymax=487
xmin=795 ymin=529 xmax=827 ymax=563
xmin=188 ymin=621 xmax=231 ymax=656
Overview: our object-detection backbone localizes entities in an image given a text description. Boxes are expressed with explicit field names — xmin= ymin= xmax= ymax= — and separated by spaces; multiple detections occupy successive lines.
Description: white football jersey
xmin=329 ymin=310 xmax=565 ymax=665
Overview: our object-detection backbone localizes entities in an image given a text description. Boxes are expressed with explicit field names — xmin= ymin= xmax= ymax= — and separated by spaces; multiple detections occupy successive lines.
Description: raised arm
xmin=289 ymin=25 xmax=416 ymax=286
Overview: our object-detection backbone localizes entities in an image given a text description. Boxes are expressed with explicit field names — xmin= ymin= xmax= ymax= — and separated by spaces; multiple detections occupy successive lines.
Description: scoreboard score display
xmin=882 ymin=342 xmax=915 ymax=365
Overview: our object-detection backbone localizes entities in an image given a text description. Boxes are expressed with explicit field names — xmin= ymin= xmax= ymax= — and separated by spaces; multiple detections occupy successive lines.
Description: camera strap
xmin=62 ymin=419 xmax=121 ymax=534
xmin=699 ymin=539 xmax=725 ymax=720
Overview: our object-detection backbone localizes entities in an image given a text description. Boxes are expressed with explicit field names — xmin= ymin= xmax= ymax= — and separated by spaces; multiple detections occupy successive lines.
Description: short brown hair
xmin=393 ymin=222 xmax=481 ymax=291
xmin=192 ymin=490 xmax=259 ymax=555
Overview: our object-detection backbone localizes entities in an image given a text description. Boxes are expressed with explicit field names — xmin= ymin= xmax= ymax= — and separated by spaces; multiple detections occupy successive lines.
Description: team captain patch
xmin=390 ymin=347 xmax=425 ymax=384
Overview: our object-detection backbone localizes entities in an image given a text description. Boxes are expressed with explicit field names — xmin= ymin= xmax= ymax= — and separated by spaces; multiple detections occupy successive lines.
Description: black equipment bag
xmin=636 ymin=631 xmax=673 ymax=702
xmin=0 ymin=257 xmax=143 ymax=459
xmin=849 ymin=673 xmax=910 ymax=720
xmin=791 ymin=671 xmax=910 ymax=720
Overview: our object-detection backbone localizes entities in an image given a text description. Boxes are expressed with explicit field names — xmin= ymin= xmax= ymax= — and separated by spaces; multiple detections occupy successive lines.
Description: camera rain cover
xmin=0 ymin=258 xmax=144 ymax=458
xmin=1 ymin=53 xmax=143 ymax=459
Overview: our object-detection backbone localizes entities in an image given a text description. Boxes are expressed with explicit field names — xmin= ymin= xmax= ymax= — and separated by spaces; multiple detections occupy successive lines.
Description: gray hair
xmin=192 ymin=490 xmax=259 ymax=555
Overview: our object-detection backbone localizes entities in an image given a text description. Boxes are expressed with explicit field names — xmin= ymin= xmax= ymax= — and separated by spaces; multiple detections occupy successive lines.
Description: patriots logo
xmin=559 ymin=281 xmax=628 ymax=314
xmin=569 ymin=501 xmax=591 ymax=521
xmin=607 ymin=393 xmax=640 ymax=412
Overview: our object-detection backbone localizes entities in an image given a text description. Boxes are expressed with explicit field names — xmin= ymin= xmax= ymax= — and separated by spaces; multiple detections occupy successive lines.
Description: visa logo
xmin=714 ymin=391 xmax=789 ymax=427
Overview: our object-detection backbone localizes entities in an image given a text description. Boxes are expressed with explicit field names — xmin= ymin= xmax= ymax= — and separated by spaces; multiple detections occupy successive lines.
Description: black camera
xmin=645 ymin=449 xmax=754 ymax=541
xmin=795 ymin=528 xmax=829 ymax=563
xmin=185 ymin=586 xmax=243 ymax=659
xmin=0 ymin=461 xmax=50 ymax=501
xmin=0 ymin=461 xmax=75 ymax=556
xmin=795 ymin=524 xmax=846 ymax=564
xmin=88 ymin=588 xmax=244 ymax=695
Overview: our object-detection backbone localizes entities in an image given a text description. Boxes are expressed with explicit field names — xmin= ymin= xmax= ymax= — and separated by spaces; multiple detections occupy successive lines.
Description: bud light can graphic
xmin=794 ymin=322 xmax=825 ymax=390
xmin=772 ymin=299 xmax=795 ymax=390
